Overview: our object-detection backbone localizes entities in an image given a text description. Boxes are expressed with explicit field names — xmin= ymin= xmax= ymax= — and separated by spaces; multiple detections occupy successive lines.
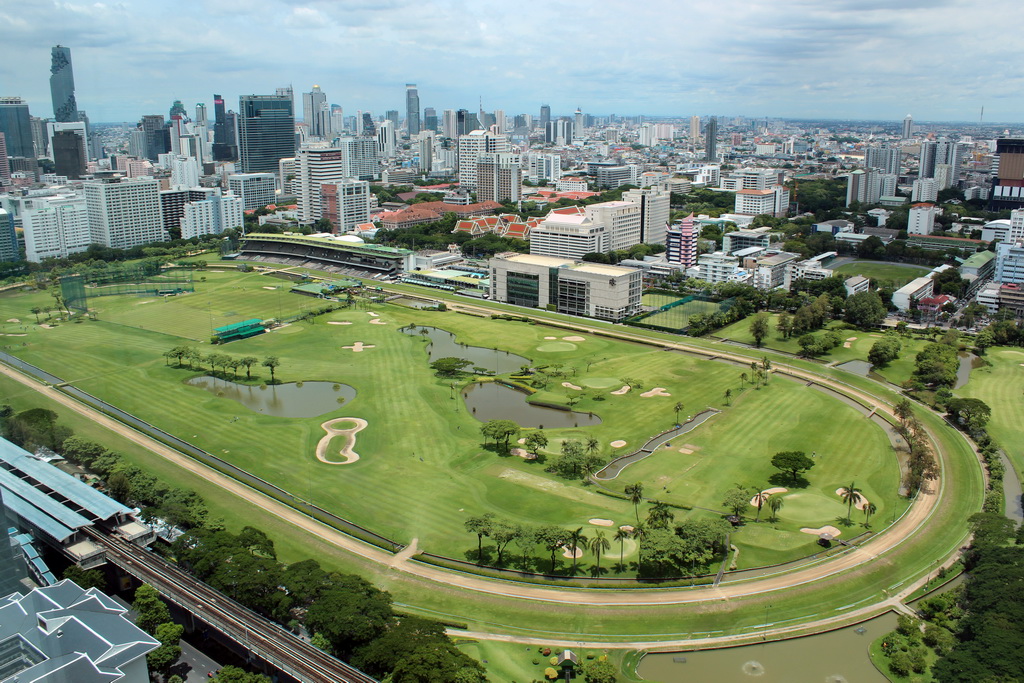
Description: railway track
xmin=84 ymin=528 xmax=377 ymax=683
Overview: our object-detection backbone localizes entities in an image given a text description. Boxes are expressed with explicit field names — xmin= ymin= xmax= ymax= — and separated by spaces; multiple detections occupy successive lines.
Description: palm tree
xmin=740 ymin=372 xmax=747 ymax=388
xmin=767 ymin=494 xmax=784 ymax=523
xmin=591 ymin=530 xmax=610 ymax=572
xmin=30 ymin=307 xmax=41 ymax=324
xmin=567 ymin=527 xmax=587 ymax=576
xmin=724 ymin=388 xmax=732 ymax=406
xmin=863 ymin=501 xmax=877 ymax=528
xmin=839 ymin=482 xmax=862 ymax=523
xmin=625 ymin=482 xmax=644 ymax=523
xmin=631 ymin=523 xmax=648 ymax=565
xmin=646 ymin=500 xmax=674 ymax=529
xmin=761 ymin=356 xmax=772 ymax=382
xmin=613 ymin=526 xmax=630 ymax=568
xmin=262 ymin=356 xmax=280 ymax=384
xmin=585 ymin=436 xmax=600 ymax=456
xmin=673 ymin=401 xmax=685 ymax=424
xmin=752 ymin=489 xmax=769 ymax=522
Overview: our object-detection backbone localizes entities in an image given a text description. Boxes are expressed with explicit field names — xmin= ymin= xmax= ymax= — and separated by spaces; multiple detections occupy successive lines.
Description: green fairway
xmin=833 ymin=260 xmax=932 ymax=286
xmin=956 ymin=347 xmax=1024 ymax=478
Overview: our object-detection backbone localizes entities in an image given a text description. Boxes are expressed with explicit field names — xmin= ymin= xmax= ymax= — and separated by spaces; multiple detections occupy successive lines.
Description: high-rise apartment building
xmin=457 ymin=130 xmax=509 ymax=189
xmin=337 ymin=137 xmax=380 ymax=180
xmin=302 ymin=85 xmax=328 ymax=138
xmin=0 ymin=208 xmax=17 ymax=262
xmin=622 ymin=187 xmax=670 ymax=245
xmin=689 ymin=115 xmax=701 ymax=143
xmin=377 ymin=120 xmax=397 ymax=158
xmin=0 ymin=97 xmax=33 ymax=158
xmin=704 ymin=117 xmax=718 ymax=162
xmin=228 ymin=173 xmax=277 ymax=211
xmin=180 ymin=190 xmax=243 ymax=239
xmin=734 ymin=186 xmax=790 ymax=217
xmin=418 ymin=132 xmax=434 ymax=173
xmin=476 ymin=152 xmax=522 ymax=203
xmin=295 ymin=146 xmax=347 ymax=222
xmin=442 ymin=109 xmax=456 ymax=138
xmin=865 ymin=146 xmax=900 ymax=175
xmin=902 ymin=114 xmax=913 ymax=140
xmin=919 ymin=141 xmax=937 ymax=179
xmin=239 ymin=93 xmax=295 ymax=174
xmin=320 ymin=178 xmax=371 ymax=233
xmin=20 ymin=195 xmax=90 ymax=262
xmin=912 ymin=178 xmax=939 ymax=202
xmin=526 ymin=153 xmax=561 ymax=183
xmin=406 ymin=84 xmax=420 ymax=136
xmin=666 ymin=213 xmax=698 ymax=268
xmin=84 ymin=177 xmax=164 ymax=249
xmin=170 ymin=154 xmax=200 ymax=188
xmin=907 ymin=203 xmax=937 ymax=235
xmin=50 ymin=45 xmax=80 ymax=123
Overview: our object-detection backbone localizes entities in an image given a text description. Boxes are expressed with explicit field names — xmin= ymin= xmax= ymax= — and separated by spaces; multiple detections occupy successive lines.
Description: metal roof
xmin=0 ymin=439 xmax=131 ymax=522
xmin=1 ymin=489 xmax=77 ymax=543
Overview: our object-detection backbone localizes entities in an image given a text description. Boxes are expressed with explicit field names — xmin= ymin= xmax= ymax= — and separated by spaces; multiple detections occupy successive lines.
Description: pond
xmin=462 ymin=382 xmax=601 ymax=429
xmin=401 ymin=325 xmax=529 ymax=375
xmin=638 ymin=612 xmax=896 ymax=682
xmin=185 ymin=376 xmax=356 ymax=418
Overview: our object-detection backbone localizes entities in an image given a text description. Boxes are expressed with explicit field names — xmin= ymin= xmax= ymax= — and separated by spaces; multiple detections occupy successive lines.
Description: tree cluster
xmin=893 ymin=399 xmax=939 ymax=494
xmin=165 ymin=345 xmax=279 ymax=383
xmin=912 ymin=341 xmax=960 ymax=387
xmin=132 ymin=584 xmax=183 ymax=675
xmin=797 ymin=330 xmax=842 ymax=357
xmin=867 ymin=332 xmax=901 ymax=367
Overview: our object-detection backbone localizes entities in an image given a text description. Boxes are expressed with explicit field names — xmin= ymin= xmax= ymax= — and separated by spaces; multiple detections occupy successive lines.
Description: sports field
xmin=0 ymin=269 xmax=904 ymax=574
xmin=636 ymin=294 xmax=729 ymax=330
xmin=833 ymin=260 xmax=932 ymax=286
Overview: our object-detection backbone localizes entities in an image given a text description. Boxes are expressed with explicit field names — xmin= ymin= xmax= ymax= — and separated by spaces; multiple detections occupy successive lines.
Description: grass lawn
xmin=833 ymin=260 xmax=933 ymax=287
xmin=955 ymin=347 xmax=1024 ymax=479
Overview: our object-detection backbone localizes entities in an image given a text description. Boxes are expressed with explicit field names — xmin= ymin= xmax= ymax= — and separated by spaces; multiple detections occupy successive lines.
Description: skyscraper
xmin=50 ymin=45 xmax=80 ymax=123
xmin=919 ymin=140 xmax=937 ymax=179
xmin=141 ymin=114 xmax=168 ymax=161
xmin=52 ymin=130 xmax=87 ymax=179
xmin=902 ymin=114 xmax=913 ymax=140
xmin=689 ymin=115 xmax=701 ymax=144
xmin=302 ymin=85 xmax=327 ymax=137
xmin=0 ymin=97 xmax=33 ymax=157
xmin=704 ymin=117 xmax=718 ymax=162
xmin=442 ymin=109 xmax=456 ymax=138
xmin=238 ymin=93 xmax=295 ymax=173
xmin=456 ymin=109 xmax=469 ymax=137
xmin=0 ymin=134 xmax=10 ymax=185
xmin=212 ymin=94 xmax=236 ymax=161
xmin=423 ymin=107 xmax=438 ymax=132
xmin=406 ymin=84 xmax=420 ymax=137
xmin=361 ymin=112 xmax=376 ymax=138
xmin=377 ymin=120 xmax=397 ymax=158
xmin=540 ymin=104 xmax=551 ymax=131
xmin=457 ymin=130 xmax=509 ymax=189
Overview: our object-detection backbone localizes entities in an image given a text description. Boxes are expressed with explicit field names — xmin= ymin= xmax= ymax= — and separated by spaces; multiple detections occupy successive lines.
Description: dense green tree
xmin=771 ymin=451 xmax=815 ymax=483
xmin=945 ymin=397 xmax=992 ymax=433
xmin=464 ymin=513 xmax=495 ymax=562
xmin=132 ymin=584 xmax=171 ymax=635
xmin=261 ymin=356 xmax=280 ymax=383
xmin=430 ymin=356 xmax=472 ymax=377
xmin=147 ymin=622 xmax=184 ymax=674
xmin=388 ymin=643 xmax=487 ymax=683
xmin=844 ymin=291 xmax=887 ymax=327
xmin=304 ymin=575 xmax=394 ymax=657
xmin=62 ymin=565 xmax=106 ymax=590
xmin=722 ymin=487 xmax=752 ymax=516
xmin=480 ymin=419 xmax=519 ymax=450
xmin=749 ymin=311 xmax=770 ymax=347
xmin=210 ymin=666 xmax=272 ymax=683
xmin=535 ymin=525 xmax=572 ymax=573
xmin=555 ymin=438 xmax=585 ymax=478
xmin=868 ymin=333 xmax=902 ymax=367
xmin=523 ymin=430 xmax=548 ymax=456
xmin=582 ymin=659 xmax=618 ymax=683
xmin=913 ymin=342 xmax=960 ymax=387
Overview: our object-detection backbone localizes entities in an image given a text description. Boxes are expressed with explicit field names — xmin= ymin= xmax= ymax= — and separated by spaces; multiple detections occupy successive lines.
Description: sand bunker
xmin=842 ymin=342 xmax=852 ymax=348
xmin=619 ymin=525 xmax=635 ymax=533
xmin=562 ymin=336 xmax=586 ymax=342
xmin=517 ymin=437 xmax=527 ymax=444
xmin=6 ymin=319 xmax=19 ymax=323
xmin=544 ymin=336 xmax=557 ymax=340
xmin=511 ymin=447 xmax=535 ymax=460
xmin=800 ymin=525 xmax=842 ymax=537
xmin=589 ymin=518 xmax=614 ymax=526
xmin=39 ymin=324 xmax=54 ymax=329
xmin=611 ymin=385 xmax=631 ymax=395
xmin=369 ymin=319 xmax=388 ymax=325
xmin=834 ymin=488 xmax=871 ymax=510
xmin=262 ymin=286 xmax=277 ymax=290
xmin=561 ymin=545 xmax=584 ymax=559
xmin=750 ymin=487 xmax=788 ymax=507
xmin=640 ymin=387 xmax=671 ymax=398
xmin=137 ymin=300 xmax=154 ymax=305
xmin=316 ymin=417 xmax=368 ymax=465
xmin=846 ymin=337 xmax=858 ymax=341
xmin=327 ymin=321 xmax=353 ymax=325
xmin=678 ymin=448 xmax=693 ymax=454
xmin=342 ymin=342 xmax=375 ymax=352
xmin=0 ymin=333 xmax=27 ymax=337
xmin=367 ymin=312 xmax=379 ymax=317
xmin=610 ymin=440 xmax=627 ymax=448
xmin=561 ymin=381 xmax=583 ymax=391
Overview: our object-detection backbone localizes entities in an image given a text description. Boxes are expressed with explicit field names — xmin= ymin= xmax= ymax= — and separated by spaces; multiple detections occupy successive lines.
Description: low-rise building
xmin=751 ymin=250 xmax=801 ymax=290
xmin=892 ymin=276 xmax=935 ymax=311
xmin=489 ymin=253 xmax=641 ymax=320
xmin=787 ymin=252 xmax=837 ymax=286
xmin=733 ymin=186 xmax=790 ymax=217
xmin=686 ymin=251 xmax=750 ymax=284
xmin=844 ymin=275 xmax=871 ymax=296
xmin=995 ymin=241 xmax=1024 ymax=284
xmin=722 ymin=229 xmax=772 ymax=254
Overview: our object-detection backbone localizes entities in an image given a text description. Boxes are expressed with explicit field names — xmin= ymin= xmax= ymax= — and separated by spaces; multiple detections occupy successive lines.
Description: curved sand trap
xmin=369 ymin=318 xmax=388 ymax=325
xmin=589 ymin=518 xmax=614 ymax=526
xmin=6 ymin=318 xmax=20 ymax=323
xmin=610 ymin=385 xmax=631 ymax=395
xmin=510 ymin=447 xmax=535 ymax=459
xmin=316 ymin=417 xmax=368 ymax=465
xmin=342 ymin=342 xmax=375 ymax=352
xmin=561 ymin=381 xmax=583 ymax=391
xmin=543 ymin=336 xmax=557 ymax=340
xmin=834 ymin=488 xmax=871 ymax=511
xmin=610 ymin=440 xmax=628 ymax=448
xmin=640 ymin=387 xmax=671 ymax=398
xmin=582 ymin=377 xmax=619 ymax=389
xmin=562 ymin=336 xmax=586 ymax=342
xmin=561 ymin=545 xmax=584 ymax=559
xmin=750 ymin=487 xmax=788 ymax=507
xmin=800 ymin=525 xmax=842 ymax=537
xmin=262 ymin=286 xmax=277 ymax=290
xmin=846 ymin=337 xmax=858 ymax=341
xmin=536 ymin=342 xmax=577 ymax=352
xmin=367 ymin=312 xmax=379 ymax=316
xmin=618 ymin=525 xmax=635 ymax=533
xmin=327 ymin=321 xmax=353 ymax=325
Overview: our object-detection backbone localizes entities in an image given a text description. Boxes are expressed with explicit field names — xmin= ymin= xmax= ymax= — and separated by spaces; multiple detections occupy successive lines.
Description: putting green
xmin=536 ymin=342 xmax=577 ymax=352
xmin=776 ymin=491 xmax=848 ymax=525
xmin=581 ymin=377 xmax=621 ymax=388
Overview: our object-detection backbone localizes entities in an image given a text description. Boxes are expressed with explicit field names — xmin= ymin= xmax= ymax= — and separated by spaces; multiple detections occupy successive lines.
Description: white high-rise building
xmin=457 ymin=130 xmax=509 ymax=190
xmin=336 ymin=137 xmax=380 ymax=180
xmin=587 ymin=201 xmax=642 ymax=251
xmin=734 ymin=186 xmax=790 ymax=217
xmin=418 ymin=132 xmax=435 ymax=173
xmin=902 ymin=114 xmax=913 ymax=140
xmin=227 ymin=173 xmax=277 ymax=211
xmin=934 ymin=163 xmax=953 ymax=190
xmin=442 ymin=109 xmax=456 ymax=138
xmin=83 ymin=177 xmax=164 ymax=249
xmin=911 ymin=178 xmax=939 ymax=202
xmin=170 ymin=155 xmax=200 ymax=189
xmin=295 ymin=146 xmax=347 ymax=222
xmin=302 ymin=85 xmax=328 ymax=138
xmin=689 ymin=115 xmax=702 ymax=143
xmin=180 ymin=190 xmax=244 ymax=239
xmin=21 ymin=195 xmax=92 ymax=262
xmin=908 ymin=203 xmax=938 ymax=235
xmin=376 ymin=120 xmax=396 ymax=158
xmin=622 ymin=187 xmax=670 ymax=245
xmin=476 ymin=152 xmax=522 ymax=203
xmin=321 ymin=178 xmax=371 ymax=233
xmin=526 ymin=153 xmax=561 ymax=183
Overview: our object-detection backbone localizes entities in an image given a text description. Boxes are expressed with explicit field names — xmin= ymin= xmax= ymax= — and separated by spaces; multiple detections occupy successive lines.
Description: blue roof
xmin=0 ymin=439 xmax=131 ymax=522
xmin=2 ymin=490 xmax=76 ymax=542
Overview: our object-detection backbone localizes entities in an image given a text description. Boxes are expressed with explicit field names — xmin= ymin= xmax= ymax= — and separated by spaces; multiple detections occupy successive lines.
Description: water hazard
xmin=185 ymin=376 xmax=356 ymax=418
xmin=400 ymin=325 xmax=529 ymax=375
xmin=462 ymin=382 xmax=601 ymax=429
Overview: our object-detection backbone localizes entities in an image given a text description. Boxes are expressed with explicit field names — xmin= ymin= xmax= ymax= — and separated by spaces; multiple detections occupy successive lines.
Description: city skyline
xmin=1 ymin=0 xmax=1022 ymax=124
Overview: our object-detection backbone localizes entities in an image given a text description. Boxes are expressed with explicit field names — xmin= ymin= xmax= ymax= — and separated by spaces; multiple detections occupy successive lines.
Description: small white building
xmin=907 ymin=203 xmax=938 ymax=236
xmin=892 ymin=276 xmax=935 ymax=311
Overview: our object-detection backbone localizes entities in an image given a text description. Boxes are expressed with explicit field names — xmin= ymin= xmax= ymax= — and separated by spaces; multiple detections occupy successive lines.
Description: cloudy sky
xmin=2 ymin=0 xmax=1021 ymax=124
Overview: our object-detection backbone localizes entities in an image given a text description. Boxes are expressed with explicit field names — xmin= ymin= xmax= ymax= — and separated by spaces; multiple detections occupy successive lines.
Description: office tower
xmin=195 ymin=102 xmax=208 ymax=126
xmin=170 ymin=155 xmax=200 ymax=188
xmin=406 ymin=84 xmax=420 ymax=136
xmin=546 ymin=119 xmax=573 ymax=145
xmin=141 ymin=114 xmax=168 ymax=161
xmin=902 ymin=114 xmax=913 ymax=140
xmin=456 ymin=109 xmax=469 ymax=137
xmin=361 ymin=112 xmax=376 ymax=137
xmin=423 ymin=107 xmax=438 ymax=132
xmin=50 ymin=45 xmax=80 ymax=123
xmin=466 ymin=112 xmax=480 ymax=132
xmin=29 ymin=116 xmax=47 ymax=157
xmin=238 ymin=93 xmax=295 ymax=173
xmin=168 ymin=114 xmax=187 ymax=154
xmin=689 ymin=115 xmax=701 ymax=143
xmin=47 ymin=121 xmax=89 ymax=162
xmin=457 ymin=130 xmax=509 ymax=189
xmin=228 ymin=173 xmax=277 ymax=211
xmin=128 ymin=128 xmax=146 ymax=158
xmin=919 ymin=140 xmax=937 ymax=179
xmin=302 ymin=85 xmax=327 ymax=137
xmin=377 ymin=120 xmax=396 ymax=158
xmin=84 ymin=177 xmax=164 ymax=248
xmin=212 ymin=94 xmax=235 ymax=161
xmin=51 ymin=130 xmax=87 ymax=179
xmin=295 ymin=146 xmax=347 ymax=222
xmin=0 ymin=97 xmax=33 ymax=157
xmin=622 ymin=187 xmax=670 ymax=245
xmin=493 ymin=109 xmax=506 ymax=134
xmin=574 ymin=108 xmax=584 ymax=135
xmin=386 ymin=110 xmax=400 ymax=129
xmin=418 ymin=132 xmax=434 ymax=173
xmin=0 ymin=134 xmax=9 ymax=185
xmin=540 ymin=104 xmax=551 ymax=131
xmin=0 ymin=208 xmax=16 ymax=262
xmin=21 ymin=195 xmax=91 ymax=261
xmin=865 ymin=146 xmax=900 ymax=175
xmin=666 ymin=213 xmax=698 ymax=268
xmin=330 ymin=105 xmax=345 ymax=136
xmin=337 ymin=137 xmax=380 ymax=180
xmin=704 ymin=117 xmax=718 ymax=161
xmin=442 ymin=109 xmax=456 ymax=138
xmin=476 ymin=152 xmax=521 ymax=203
xmin=320 ymin=178 xmax=371 ymax=233
xmin=180 ymin=190 xmax=243 ymax=239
